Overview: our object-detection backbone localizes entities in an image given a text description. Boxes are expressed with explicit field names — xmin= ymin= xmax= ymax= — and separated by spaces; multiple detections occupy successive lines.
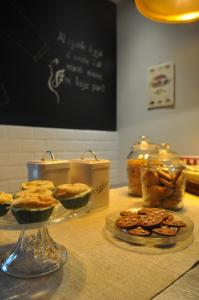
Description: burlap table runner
xmin=0 ymin=187 xmax=199 ymax=300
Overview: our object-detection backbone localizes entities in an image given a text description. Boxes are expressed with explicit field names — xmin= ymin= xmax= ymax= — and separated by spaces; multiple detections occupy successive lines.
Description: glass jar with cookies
xmin=141 ymin=143 xmax=186 ymax=210
xmin=127 ymin=136 xmax=156 ymax=197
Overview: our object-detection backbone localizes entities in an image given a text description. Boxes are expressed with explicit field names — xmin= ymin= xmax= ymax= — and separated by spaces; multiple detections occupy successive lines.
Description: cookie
xmin=138 ymin=207 xmax=165 ymax=215
xmin=159 ymin=177 xmax=174 ymax=188
xmin=120 ymin=211 xmax=140 ymax=218
xmin=115 ymin=216 xmax=139 ymax=229
xmin=152 ymin=226 xmax=178 ymax=236
xmin=162 ymin=219 xmax=186 ymax=227
xmin=139 ymin=214 xmax=163 ymax=228
xmin=165 ymin=213 xmax=174 ymax=221
xmin=158 ymin=170 xmax=173 ymax=181
xmin=128 ymin=226 xmax=151 ymax=236
xmin=147 ymin=185 xmax=174 ymax=199
xmin=138 ymin=208 xmax=167 ymax=219
xmin=142 ymin=170 xmax=160 ymax=186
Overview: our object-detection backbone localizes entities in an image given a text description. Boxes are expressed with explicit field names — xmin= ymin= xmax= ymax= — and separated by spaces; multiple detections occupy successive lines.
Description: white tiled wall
xmin=0 ymin=125 xmax=119 ymax=193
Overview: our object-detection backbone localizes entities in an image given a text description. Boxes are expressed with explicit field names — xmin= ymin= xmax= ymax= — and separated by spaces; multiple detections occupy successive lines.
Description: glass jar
xmin=141 ymin=143 xmax=186 ymax=210
xmin=127 ymin=136 xmax=156 ymax=197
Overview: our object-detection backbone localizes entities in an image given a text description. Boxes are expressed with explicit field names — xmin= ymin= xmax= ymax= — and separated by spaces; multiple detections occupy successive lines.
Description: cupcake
xmin=53 ymin=183 xmax=92 ymax=209
xmin=11 ymin=194 xmax=57 ymax=224
xmin=0 ymin=192 xmax=12 ymax=216
xmin=21 ymin=180 xmax=54 ymax=191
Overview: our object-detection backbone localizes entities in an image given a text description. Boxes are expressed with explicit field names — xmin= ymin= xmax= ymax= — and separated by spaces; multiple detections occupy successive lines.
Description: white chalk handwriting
xmin=47 ymin=31 xmax=107 ymax=102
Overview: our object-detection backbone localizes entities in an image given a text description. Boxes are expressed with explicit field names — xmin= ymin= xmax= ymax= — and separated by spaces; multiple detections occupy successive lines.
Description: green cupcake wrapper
xmin=58 ymin=192 xmax=91 ymax=209
xmin=0 ymin=203 xmax=10 ymax=217
xmin=11 ymin=206 xmax=54 ymax=224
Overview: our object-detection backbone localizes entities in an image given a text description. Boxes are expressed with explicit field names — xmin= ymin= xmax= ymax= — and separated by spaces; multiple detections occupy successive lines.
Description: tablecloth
xmin=0 ymin=187 xmax=199 ymax=300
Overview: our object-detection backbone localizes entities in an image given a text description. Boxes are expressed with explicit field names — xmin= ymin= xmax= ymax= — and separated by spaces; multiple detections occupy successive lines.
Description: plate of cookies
xmin=105 ymin=208 xmax=194 ymax=253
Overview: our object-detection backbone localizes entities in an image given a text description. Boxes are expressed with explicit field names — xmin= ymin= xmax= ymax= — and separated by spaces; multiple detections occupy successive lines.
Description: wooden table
xmin=0 ymin=187 xmax=199 ymax=300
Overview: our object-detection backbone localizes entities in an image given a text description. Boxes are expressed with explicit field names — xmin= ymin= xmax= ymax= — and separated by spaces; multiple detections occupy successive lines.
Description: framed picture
xmin=147 ymin=61 xmax=175 ymax=109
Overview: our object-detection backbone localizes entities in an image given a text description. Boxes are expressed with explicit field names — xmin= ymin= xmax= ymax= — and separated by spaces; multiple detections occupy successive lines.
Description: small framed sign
xmin=147 ymin=61 xmax=175 ymax=109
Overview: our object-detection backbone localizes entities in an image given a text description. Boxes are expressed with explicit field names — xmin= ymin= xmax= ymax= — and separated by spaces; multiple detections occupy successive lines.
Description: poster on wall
xmin=147 ymin=61 xmax=175 ymax=109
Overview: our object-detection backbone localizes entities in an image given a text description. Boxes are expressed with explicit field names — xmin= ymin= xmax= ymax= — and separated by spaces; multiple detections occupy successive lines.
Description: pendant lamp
xmin=134 ymin=0 xmax=199 ymax=23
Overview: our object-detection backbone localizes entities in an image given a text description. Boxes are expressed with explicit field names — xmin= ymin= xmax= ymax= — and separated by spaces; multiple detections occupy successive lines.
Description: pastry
xmin=14 ymin=187 xmax=52 ymax=199
xmin=53 ymin=183 xmax=92 ymax=209
xmin=21 ymin=180 xmax=54 ymax=191
xmin=11 ymin=194 xmax=57 ymax=224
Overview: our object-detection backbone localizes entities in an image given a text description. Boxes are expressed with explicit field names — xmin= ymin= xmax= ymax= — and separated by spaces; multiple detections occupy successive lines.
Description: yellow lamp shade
xmin=135 ymin=0 xmax=199 ymax=23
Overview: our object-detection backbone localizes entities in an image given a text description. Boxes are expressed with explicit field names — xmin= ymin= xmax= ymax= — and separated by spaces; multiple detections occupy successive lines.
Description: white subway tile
xmin=33 ymin=127 xmax=57 ymax=140
xmin=6 ymin=126 xmax=34 ymax=139
xmin=20 ymin=140 xmax=47 ymax=152
xmin=56 ymin=128 xmax=118 ymax=141
xmin=8 ymin=153 xmax=34 ymax=165
xmin=0 ymin=153 xmax=9 ymax=165
xmin=0 ymin=139 xmax=21 ymax=152
xmin=56 ymin=129 xmax=77 ymax=140
xmin=0 ymin=167 xmax=26 ymax=180
xmin=45 ymin=141 xmax=69 ymax=152
xmin=8 ymin=179 xmax=26 ymax=193
xmin=0 ymin=125 xmax=7 ymax=138
xmin=0 ymin=181 xmax=9 ymax=192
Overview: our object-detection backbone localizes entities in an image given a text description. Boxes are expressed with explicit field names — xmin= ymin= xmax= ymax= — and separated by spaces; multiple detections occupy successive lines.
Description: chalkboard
xmin=0 ymin=0 xmax=116 ymax=131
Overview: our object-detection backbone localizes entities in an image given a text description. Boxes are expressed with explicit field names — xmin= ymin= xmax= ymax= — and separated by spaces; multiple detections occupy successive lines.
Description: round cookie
xmin=139 ymin=214 xmax=163 ymax=228
xmin=120 ymin=211 xmax=140 ymax=219
xmin=128 ymin=226 xmax=151 ymax=237
xmin=162 ymin=219 xmax=186 ymax=227
xmin=165 ymin=213 xmax=174 ymax=221
xmin=138 ymin=207 xmax=165 ymax=214
xmin=115 ymin=216 xmax=139 ymax=229
xmin=138 ymin=208 xmax=168 ymax=219
xmin=152 ymin=226 xmax=178 ymax=236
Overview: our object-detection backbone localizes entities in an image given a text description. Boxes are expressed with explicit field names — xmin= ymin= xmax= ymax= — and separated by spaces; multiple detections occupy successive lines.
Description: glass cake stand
xmin=0 ymin=204 xmax=88 ymax=278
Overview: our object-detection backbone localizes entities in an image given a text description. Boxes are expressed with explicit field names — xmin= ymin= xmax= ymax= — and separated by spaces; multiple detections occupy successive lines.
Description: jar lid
xmin=149 ymin=143 xmax=184 ymax=167
xmin=133 ymin=136 xmax=155 ymax=151
xmin=27 ymin=150 xmax=71 ymax=169
xmin=27 ymin=160 xmax=71 ymax=169
xmin=71 ymin=149 xmax=110 ymax=170
xmin=71 ymin=158 xmax=110 ymax=170
xmin=128 ymin=136 xmax=156 ymax=159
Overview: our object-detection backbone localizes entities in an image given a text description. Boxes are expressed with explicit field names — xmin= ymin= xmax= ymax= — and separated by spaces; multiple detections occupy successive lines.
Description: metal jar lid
xmin=27 ymin=150 xmax=71 ymax=170
xmin=71 ymin=150 xmax=110 ymax=170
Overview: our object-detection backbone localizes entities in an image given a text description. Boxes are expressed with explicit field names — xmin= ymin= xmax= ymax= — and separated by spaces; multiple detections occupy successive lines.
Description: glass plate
xmin=0 ymin=203 xmax=88 ymax=231
xmin=105 ymin=208 xmax=194 ymax=254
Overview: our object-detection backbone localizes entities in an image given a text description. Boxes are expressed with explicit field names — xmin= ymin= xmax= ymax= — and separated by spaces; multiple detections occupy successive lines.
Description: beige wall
xmin=117 ymin=0 xmax=199 ymax=184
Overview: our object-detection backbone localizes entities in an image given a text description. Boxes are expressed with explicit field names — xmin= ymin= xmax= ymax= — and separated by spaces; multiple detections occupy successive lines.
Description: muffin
xmin=21 ymin=180 xmax=54 ymax=191
xmin=0 ymin=191 xmax=13 ymax=216
xmin=53 ymin=183 xmax=92 ymax=209
xmin=11 ymin=194 xmax=57 ymax=224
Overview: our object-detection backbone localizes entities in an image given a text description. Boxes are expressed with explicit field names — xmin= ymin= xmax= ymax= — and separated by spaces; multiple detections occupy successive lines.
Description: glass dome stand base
xmin=0 ymin=227 xmax=67 ymax=278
